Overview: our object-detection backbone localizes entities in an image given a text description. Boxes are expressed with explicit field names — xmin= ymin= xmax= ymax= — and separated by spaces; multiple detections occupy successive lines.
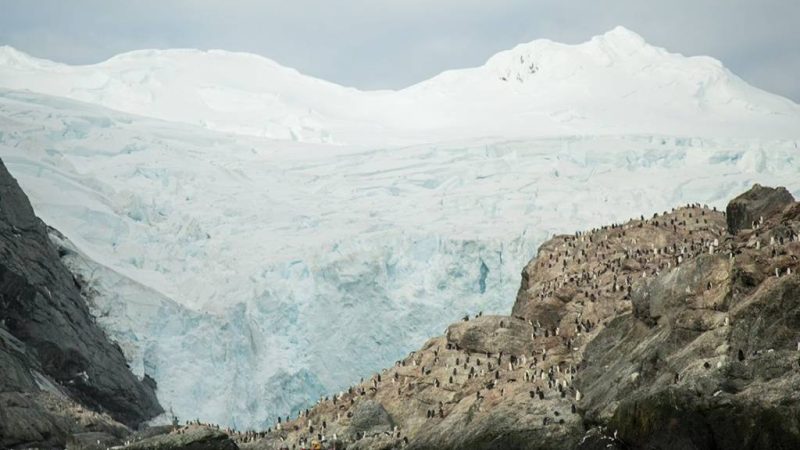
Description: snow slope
xmin=2 ymin=88 xmax=799 ymax=428
xmin=1 ymin=26 xmax=799 ymax=144
xmin=2 ymin=26 xmax=800 ymax=429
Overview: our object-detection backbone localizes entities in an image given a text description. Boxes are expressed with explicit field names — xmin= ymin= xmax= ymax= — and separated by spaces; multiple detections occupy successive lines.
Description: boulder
xmin=726 ymin=184 xmax=794 ymax=234
xmin=349 ymin=399 xmax=394 ymax=435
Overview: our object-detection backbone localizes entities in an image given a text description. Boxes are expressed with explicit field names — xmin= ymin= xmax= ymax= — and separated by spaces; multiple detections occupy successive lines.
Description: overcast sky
xmin=1 ymin=0 xmax=798 ymax=101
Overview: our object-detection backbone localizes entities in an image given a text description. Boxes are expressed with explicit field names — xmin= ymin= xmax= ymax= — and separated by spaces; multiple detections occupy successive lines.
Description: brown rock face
xmin=134 ymin=188 xmax=800 ymax=450
xmin=725 ymin=183 xmax=794 ymax=234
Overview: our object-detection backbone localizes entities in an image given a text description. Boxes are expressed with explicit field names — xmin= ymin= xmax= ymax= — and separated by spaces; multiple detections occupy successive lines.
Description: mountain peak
xmin=477 ymin=26 xmax=654 ymax=84
xmin=0 ymin=45 xmax=29 ymax=63
xmin=598 ymin=25 xmax=646 ymax=45
xmin=0 ymin=45 xmax=60 ymax=69
xmin=587 ymin=25 xmax=649 ymax=55
xmin=1 ymin=29 xmax=799 ymax=143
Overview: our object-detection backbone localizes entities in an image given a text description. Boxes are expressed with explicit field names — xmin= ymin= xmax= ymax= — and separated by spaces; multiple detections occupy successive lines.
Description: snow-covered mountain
xmin=1 ymin=27 xmax=800 ymax=429
xmin=1 ymin=26 xmax=799 ymax=144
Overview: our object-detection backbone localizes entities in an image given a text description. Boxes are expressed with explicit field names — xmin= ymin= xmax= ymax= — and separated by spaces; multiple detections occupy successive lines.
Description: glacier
xmin=2 ymin=89 xmax=800 ymax=429
xmin=1 ymin=26 xmax=800 ymax=430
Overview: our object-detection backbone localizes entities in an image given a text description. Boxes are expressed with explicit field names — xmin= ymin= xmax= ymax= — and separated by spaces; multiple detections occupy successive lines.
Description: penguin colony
xmin=146 ymin=200 xmax=800 ymax=449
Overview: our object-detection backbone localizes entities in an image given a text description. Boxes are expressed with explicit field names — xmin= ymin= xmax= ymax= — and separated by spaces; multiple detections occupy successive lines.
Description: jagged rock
xmin=124 ymin=425 xmax=238 ymax=450
xmin=578 ymin=199 xmax=800 ymax=449
xmin=0 ymin=158 xmax=162 ymax=447
xmin=726 ymin=184 xmax=794 ymax=234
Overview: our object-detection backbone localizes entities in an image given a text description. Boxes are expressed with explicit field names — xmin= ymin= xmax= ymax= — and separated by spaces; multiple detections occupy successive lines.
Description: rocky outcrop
xmin=0 ymin=159 xmax=162 ymax=448
xmin=725 ymin=184 xmax=794 ymax=234
xmin=578 ymin=197 xmax=800 ymax=449
xmin=235 ymin=185 xmax=799 ymax=450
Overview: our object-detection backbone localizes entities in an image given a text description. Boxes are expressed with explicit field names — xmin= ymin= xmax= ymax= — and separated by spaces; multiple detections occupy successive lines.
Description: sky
xmin=1 ymin=0 xmax=798 ymax=102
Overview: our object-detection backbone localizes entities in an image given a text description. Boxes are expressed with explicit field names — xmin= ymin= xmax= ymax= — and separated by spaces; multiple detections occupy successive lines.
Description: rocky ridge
xmin=210 ymin=184 xmax=800 ymax=450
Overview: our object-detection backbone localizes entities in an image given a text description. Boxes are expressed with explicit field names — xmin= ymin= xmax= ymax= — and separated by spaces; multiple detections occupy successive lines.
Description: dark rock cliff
xmin=0 ymin=159 xmax=162 ymax=448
